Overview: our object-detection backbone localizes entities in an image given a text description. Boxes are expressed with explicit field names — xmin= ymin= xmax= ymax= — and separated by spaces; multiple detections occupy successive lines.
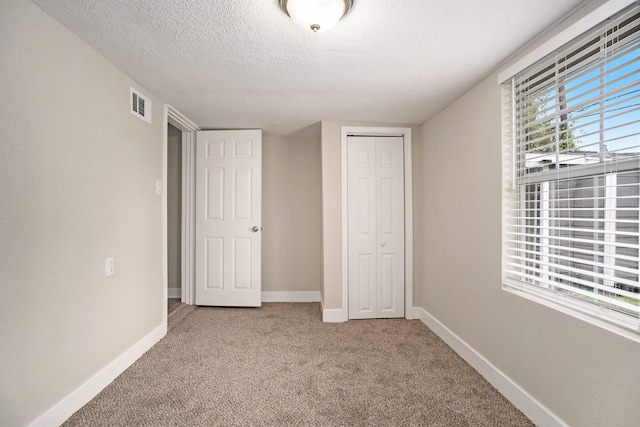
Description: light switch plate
xmin=105 ymin=257 xmax=114 ymax=277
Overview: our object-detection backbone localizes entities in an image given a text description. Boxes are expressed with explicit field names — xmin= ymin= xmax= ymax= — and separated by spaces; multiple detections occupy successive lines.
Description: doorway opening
xmin=167 ymin=123 xmax=182 ymax=315
xmin=163 ymin=105 xmax=200 ymax=319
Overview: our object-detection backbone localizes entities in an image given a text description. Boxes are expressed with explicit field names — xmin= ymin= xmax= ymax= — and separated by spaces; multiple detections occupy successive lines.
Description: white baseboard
xmin=412 ymin=307 xmax=566 ymax=427
xmin=320 ymin=299 xmax=347 ymax=323
xmin=322 ymin=309 xmax=347 ymax=323
xmin=29 ymin=322 xmax=167 ymax=427
xmin=168 ymin=287 xmax=181 ymax=299
xmin=261 ymin=291 xmax=321 ymax=303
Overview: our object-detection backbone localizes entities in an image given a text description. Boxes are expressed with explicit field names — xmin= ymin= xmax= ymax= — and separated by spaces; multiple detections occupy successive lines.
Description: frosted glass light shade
xmin=280 ymin=0 xmax=353 ymax=33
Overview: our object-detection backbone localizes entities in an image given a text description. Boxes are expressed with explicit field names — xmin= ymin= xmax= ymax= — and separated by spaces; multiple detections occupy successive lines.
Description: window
xmin=503 ymin=5 xmax=640 ymax=334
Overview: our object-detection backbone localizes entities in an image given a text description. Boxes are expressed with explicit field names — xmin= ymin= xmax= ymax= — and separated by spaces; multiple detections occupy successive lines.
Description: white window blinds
xmin=504 ymin=5 xmax=640 ymax=331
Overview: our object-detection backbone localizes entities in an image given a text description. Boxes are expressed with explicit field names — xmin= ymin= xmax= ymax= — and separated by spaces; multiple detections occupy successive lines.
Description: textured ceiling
xmin=32 ymin=0 xmax=587 ymax=136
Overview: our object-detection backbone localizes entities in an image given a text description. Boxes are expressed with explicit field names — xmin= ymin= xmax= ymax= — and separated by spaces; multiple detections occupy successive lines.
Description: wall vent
xmin=130 ymin=87 xmax=152 ymax=124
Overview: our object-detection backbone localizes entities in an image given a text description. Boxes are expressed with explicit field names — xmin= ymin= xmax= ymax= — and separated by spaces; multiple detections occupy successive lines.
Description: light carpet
xmin=63 ymin=303 xmax=533 ymax=426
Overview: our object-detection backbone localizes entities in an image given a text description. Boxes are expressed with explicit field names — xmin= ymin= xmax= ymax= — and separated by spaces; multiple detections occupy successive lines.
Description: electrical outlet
xmin=105 ymin=257 xmax=114 ymax=277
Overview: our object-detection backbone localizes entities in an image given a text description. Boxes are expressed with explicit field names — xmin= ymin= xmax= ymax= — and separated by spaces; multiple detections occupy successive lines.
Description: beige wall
xmin=320 ymin=121 xmax=422 ymax=310
xmin=3 ymin=0 xmax=636 ymax=425
xmin=262 ymin=135 xmax=322 ymax=293
xmin=167 ymin=124 xmax=182 ymax=291
xmin=0 ymin=1 xmax=165 ymax=425
xmin=418 ymin=1 xmax=639 ymax=424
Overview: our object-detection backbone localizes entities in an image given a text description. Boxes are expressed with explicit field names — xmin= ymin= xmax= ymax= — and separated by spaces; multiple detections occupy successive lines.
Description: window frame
xmin=500 ymin=2 xmax=640 ymax=341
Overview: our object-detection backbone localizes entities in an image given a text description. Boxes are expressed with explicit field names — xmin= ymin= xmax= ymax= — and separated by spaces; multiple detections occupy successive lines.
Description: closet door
xmin=347 ymin=136 xmax=404 ymax=319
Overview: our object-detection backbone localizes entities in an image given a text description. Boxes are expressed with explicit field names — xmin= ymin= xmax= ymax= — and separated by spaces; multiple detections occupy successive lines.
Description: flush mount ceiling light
xmin=279 ymin=0 xmax=353 ymax=33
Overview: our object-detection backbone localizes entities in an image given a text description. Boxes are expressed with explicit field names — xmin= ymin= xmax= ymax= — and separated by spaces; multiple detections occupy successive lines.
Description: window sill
xmin=502 ymin=279 xmax=640 ymax=343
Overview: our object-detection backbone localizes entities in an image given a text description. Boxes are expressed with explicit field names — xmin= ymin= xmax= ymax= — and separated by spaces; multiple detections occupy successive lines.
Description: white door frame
xmin=341 ymin=126 xmax=413 ymax=321
xmin=164 ymin=105 xmax=200 ymax=307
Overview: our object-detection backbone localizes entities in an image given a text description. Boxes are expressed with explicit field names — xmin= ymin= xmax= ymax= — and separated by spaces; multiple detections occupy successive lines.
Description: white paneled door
xmin=195 ymin=130 xmax=262 ymax=307
xmin=347 ymin=136 xmax=405 ymax=319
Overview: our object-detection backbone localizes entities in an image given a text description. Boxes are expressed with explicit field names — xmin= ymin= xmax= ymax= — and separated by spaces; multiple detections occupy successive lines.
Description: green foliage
xmin=523 ymin=91 xmax=579 ymax=152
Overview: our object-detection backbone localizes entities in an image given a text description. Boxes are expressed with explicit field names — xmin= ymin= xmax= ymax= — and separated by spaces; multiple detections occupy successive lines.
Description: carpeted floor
xmin=63 ymin=303 xmax=533 ymax=426
xmin=167 ymin=298 xmax=182 ymax=316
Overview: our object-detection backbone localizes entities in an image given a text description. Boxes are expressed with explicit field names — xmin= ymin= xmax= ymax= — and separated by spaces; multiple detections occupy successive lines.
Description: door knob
xmin=380 ymin=242 xmax=386 ymax=247
xmin=251 ymin=226 xmax=260 ymax=232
